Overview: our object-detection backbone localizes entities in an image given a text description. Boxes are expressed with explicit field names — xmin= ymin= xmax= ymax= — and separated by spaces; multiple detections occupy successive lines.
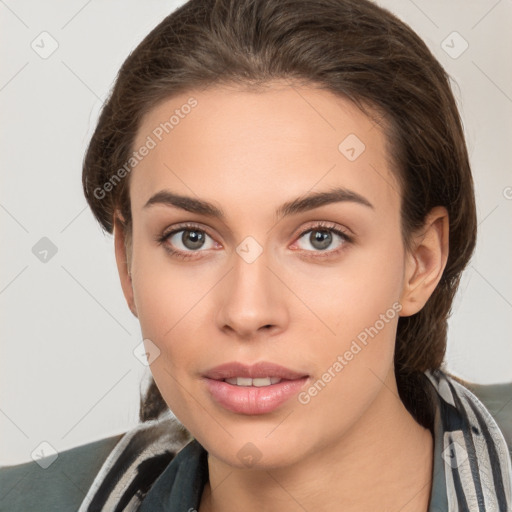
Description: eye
xmin=156 ymin=223 xmax=219 ymax=259
xmin=156 ymin=221 xmax=352 ymax=260
xmin=293 ymin=222 xmax=352 ymax=255
xmin=168 ymin=229 xmax=215 ymax=251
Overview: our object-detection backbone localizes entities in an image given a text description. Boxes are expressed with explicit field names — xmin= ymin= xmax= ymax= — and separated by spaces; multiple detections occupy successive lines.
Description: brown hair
xmin=82 ymin=0 xmax=477 ymax=431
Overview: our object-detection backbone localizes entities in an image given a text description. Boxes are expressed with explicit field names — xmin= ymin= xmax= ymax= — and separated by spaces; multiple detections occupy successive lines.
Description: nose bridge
xmin=216 ymin=237 xmax=287 ymax=337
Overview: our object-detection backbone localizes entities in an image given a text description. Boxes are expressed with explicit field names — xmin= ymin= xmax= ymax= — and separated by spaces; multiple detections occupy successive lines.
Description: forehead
xmin=129 ymin=82 xmax=400 ymax=218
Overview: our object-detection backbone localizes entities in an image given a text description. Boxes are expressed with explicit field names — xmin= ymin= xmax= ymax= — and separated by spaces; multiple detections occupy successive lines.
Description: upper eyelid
xmin=162 ymin=221 xmax=347 ymax=237
xmin=162 ymin=222 xmax=216 ymax=238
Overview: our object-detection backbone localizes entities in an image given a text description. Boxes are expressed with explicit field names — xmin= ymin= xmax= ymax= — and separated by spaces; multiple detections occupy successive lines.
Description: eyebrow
xmin=143 ymin=186 xmax=374 ymax=220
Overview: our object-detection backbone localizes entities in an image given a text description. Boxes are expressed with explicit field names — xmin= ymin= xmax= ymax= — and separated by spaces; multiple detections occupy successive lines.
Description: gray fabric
xmin=0 ymin=434 xmax=123 ymax=512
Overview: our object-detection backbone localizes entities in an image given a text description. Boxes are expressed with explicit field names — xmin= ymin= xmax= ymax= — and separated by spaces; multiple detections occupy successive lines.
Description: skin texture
xmin=114 ymin=81 xmax=449 ymax=511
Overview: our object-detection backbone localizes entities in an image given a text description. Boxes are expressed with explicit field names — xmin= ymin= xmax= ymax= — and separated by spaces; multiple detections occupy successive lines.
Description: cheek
xmin=129 ymin=227 xmax=211 ymax=337
xmin=131 ymin=264 xmax=209 ymax=417
xmin=129 ymin=242 xmax=218 ymax=398
xmin=293 ymin=263 xmax=404 ymax=444
xmin=288 ymin=236 xmax=405 ymax=401
xmin=284 ymin=233 xmax=405 ymax=338
xmin=132 ymin=271 xmax=213 ymax=385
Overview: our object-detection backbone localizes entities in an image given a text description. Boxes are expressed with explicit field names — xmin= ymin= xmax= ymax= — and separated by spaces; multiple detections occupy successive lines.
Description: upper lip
xmin=203 ymin=361 xmax=308 ymax=380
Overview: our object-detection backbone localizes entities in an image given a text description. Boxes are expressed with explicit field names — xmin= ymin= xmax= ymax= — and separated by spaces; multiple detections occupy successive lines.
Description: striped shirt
xmin=426 ymin=369 xmax=512 ymax=511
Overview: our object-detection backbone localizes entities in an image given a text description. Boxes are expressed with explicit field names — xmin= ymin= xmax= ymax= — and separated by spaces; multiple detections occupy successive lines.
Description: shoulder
xmin=464 ymin=380 xmax=512 ymax=459
xmin=0 ymin=411 xmax=192 ymax=512
xmin=0 ymin=434 xmax=123 ymax=512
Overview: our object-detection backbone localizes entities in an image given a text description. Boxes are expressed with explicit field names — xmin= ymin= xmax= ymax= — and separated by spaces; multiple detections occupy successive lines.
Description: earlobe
xmin=113 ymin=214 xmax=138 ymax=318
xmin=399 ymin=206 xmax=449 ymax=317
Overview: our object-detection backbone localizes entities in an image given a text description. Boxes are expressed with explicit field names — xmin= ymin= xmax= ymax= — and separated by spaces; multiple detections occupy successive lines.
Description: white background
xmin=1 ymin=0 xmax=511 ymax=465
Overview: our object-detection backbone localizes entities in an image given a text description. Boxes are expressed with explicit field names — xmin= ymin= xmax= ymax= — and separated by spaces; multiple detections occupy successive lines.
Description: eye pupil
xmin=310 ymin=230 xmax=332 ymax=250
xmin=182 ymin=230 xmax=205 ymax=249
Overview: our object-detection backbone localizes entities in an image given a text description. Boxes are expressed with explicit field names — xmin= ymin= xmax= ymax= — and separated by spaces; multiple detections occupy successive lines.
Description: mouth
xmin=202 ymin=361 xmax=310 ymax=415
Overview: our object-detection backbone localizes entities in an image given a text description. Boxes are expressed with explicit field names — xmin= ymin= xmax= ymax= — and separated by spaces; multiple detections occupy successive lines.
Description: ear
xmin=113 ymin=214 xmax=138 ymax=318
xmin=399 ymin=206 xmax=449 ymax=317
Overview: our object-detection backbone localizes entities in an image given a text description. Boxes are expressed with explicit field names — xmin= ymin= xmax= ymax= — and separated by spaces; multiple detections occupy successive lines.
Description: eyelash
xmin=155 ymin=221 xmax=353 ymax=261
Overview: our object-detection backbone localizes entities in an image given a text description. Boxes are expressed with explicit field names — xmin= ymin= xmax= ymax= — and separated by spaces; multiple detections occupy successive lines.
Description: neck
xmin=199 ymin=370 xmax=434 ymax=512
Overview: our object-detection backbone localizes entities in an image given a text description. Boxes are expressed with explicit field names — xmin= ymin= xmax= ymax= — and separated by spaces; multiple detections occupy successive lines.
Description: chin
xmin=199 ymin=430 xmax=311 ymax=470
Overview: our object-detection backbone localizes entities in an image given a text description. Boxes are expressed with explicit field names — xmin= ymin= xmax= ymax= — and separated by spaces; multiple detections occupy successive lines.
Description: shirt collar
xmin=138 ymin=438 xmax=208 ymax=511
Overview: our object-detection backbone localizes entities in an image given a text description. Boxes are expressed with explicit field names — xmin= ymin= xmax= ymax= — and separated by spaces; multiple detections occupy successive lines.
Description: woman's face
xmin=123 ymin=81 xmax=414 ymax=468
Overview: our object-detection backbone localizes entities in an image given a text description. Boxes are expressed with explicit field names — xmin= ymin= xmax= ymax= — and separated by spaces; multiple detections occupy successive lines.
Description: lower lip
xmin=203 ymin=377 xmax=309 ymax=415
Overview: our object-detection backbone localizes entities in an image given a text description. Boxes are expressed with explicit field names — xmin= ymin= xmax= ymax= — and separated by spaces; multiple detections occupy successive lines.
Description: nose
xmin=215 ymin=244 xmax=289 ymax=340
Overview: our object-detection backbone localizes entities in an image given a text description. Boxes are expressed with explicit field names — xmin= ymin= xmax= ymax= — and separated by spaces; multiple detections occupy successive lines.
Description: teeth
xmin=224 ymin=377 xmax=282 ymax=387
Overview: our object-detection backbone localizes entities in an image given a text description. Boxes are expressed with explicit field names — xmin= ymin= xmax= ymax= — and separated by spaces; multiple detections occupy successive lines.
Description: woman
xmin=75 ymin=0 xmax=510 ymax=510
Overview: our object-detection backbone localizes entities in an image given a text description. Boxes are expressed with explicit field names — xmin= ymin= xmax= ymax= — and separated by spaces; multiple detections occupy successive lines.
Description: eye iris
xmin=182 ymin=230 xmax=205 ymax=250
xmin=310 ymin=230 xmax=332 ymax=250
